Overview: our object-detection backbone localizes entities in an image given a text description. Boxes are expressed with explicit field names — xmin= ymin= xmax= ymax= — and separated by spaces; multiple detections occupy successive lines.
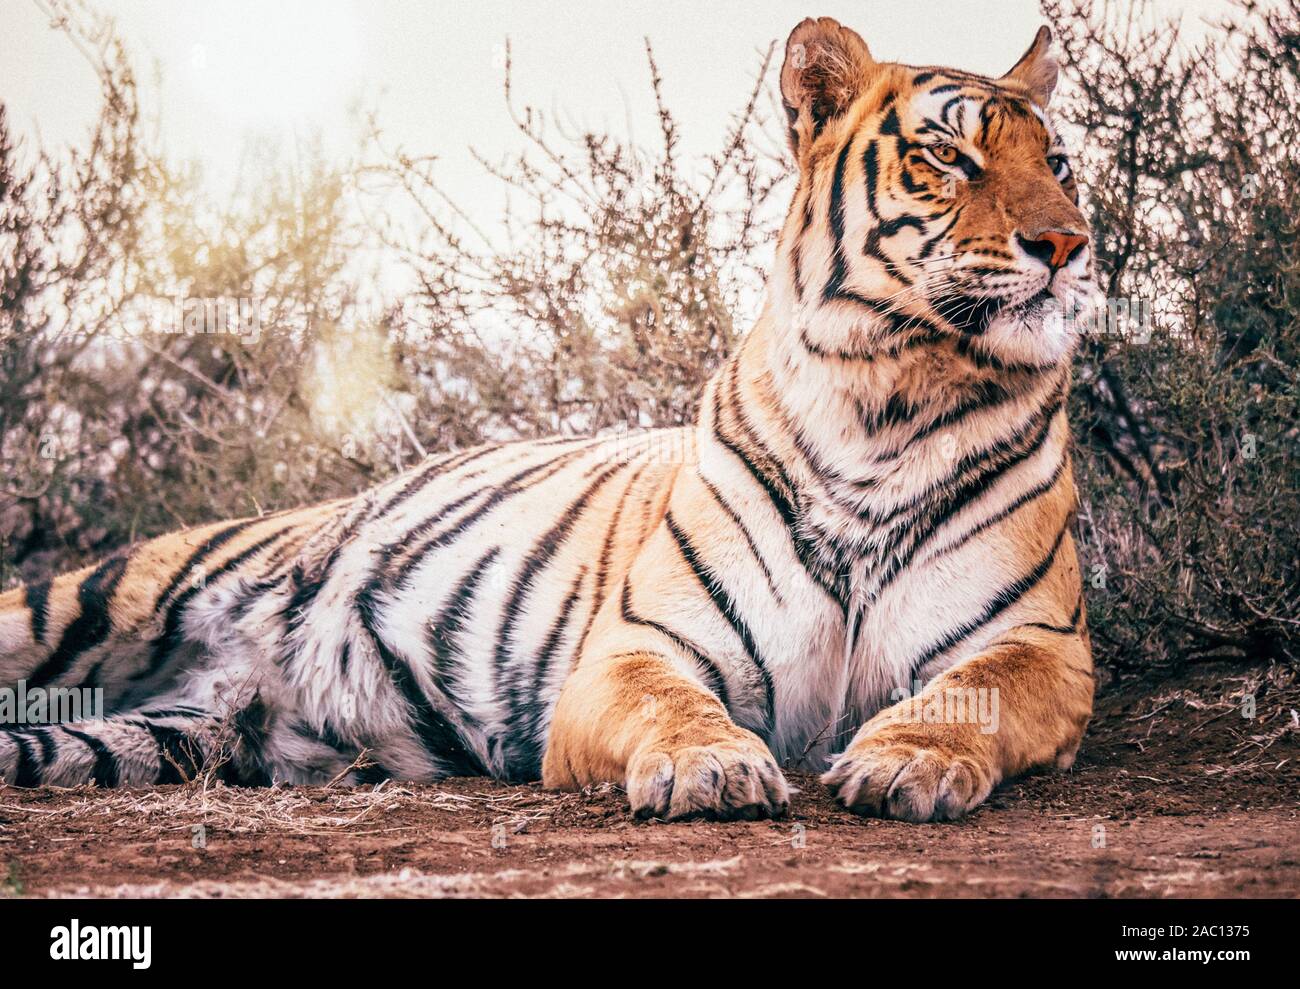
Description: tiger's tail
xmin=0 ymin=701 xmax=273 ymax=787
xmin=0 ymin=501 xmax=347 ymax=787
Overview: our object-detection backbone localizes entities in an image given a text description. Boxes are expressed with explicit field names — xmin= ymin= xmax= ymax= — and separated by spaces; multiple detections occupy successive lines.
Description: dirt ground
xmin=1 ymin=662 xmax=1296 ymax=898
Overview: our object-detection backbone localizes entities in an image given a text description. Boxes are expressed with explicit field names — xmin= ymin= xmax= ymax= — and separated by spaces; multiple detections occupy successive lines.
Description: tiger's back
xmin=0 ymin=432 xmax=690 ymax=786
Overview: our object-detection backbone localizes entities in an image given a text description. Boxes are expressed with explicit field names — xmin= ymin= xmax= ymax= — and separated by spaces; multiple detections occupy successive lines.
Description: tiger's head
xmin=775 ymin=16 xmax=1101 ymax=370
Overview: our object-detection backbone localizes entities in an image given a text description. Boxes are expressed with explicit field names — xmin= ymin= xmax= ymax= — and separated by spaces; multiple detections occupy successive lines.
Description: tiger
xmin=0 ymin=17 xmax=1099 ymax=822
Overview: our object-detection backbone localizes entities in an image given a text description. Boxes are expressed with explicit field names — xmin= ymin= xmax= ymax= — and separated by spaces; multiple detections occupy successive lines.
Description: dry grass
xmin=0 ymin=777 xmax=622 ymax=839
xmin=48 ymin=855 xmax=747 ymax=900
xmin=1124 ymin=664 xmax=1299 ymax=778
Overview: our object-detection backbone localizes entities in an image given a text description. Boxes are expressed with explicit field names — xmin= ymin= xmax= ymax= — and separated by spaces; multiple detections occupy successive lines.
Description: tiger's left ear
xmin=1001 ymin=25 xmax=1059 ymax=106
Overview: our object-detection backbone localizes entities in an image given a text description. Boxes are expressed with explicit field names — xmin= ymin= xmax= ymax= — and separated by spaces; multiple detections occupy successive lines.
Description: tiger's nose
xmin=1016 ymin=229 xmax=1089 ymax=271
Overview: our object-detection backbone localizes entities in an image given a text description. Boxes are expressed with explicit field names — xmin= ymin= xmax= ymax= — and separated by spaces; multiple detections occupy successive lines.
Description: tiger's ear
xmin=1001 ymin=25 xmax=1059 ymax=106
xmin=780 ymin=17 xmax=874 ymax=158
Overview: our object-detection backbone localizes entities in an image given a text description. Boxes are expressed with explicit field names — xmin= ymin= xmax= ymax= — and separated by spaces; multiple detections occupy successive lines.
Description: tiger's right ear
xmin=780 ymin=17 xmax=875 ymax=158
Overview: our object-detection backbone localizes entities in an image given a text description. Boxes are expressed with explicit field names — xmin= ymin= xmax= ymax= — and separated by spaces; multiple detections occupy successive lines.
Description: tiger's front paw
xmin=822 ymin=731 xmax=996 ymax=822
xmin=627 ymin=737 xmax=790 ymax=822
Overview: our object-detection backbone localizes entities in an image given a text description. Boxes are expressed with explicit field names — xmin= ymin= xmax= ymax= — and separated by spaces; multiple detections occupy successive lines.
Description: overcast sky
xmin=2 ymin=0 xmax=1235 ymax=210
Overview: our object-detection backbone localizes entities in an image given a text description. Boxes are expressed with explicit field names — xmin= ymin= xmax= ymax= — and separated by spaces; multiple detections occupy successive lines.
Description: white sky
xmin=2 ymin=0 xmax=1235 ymax=210
xmin=0 ymin=0 xmax=1243 ymax=415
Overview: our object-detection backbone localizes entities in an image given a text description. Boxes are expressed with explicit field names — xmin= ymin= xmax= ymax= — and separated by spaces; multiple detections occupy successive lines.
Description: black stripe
xmin=24 ymin=580 xmax=51 ymax=644
xmin=8 ymin=732 xmax=41 ymax=786
xmin=1023 ymin=595 xmax=1084 ymax=636
xmin=353 ymin=532 xmax=488 ymax=779
xmin=699 ymin=475 xmax=783 ymax=605
xmin=352 ymin=440 xmax=642 ymax=780
xmin=930 ymin=291 xmax=1011 ymax=336
xmin=355 ymin=596 xmax=485 ymax=778
xmin=284 ymin=545 xmax=343 ymax=642
xmin=228 ymin=698 xmax=273 ymax=786
xmin=81 ymin=659 xmax=106 ymax=690
xmin=814 ymin=291 xmax=952 ymax=356
xmin=276 ymin=511 xmax=358 ymax=643
xmin=60 ymin=726 xmax=121 ymax=787
xmin=915 ymin=205 xmax=964 ymax=261
xmin=856 ymin=389 xmax=926 ymax=440
xmin=953 ymin=332 xmax=1056 ymax=374
xmin=574 ymin=464 xmax=648 ymax=660
xmin=136 ymin=530 xmax=287 ymax=683
xmin=494 ymin=459 xmax=637 ymax=743
xmin=866 ymin=396 xmax=1061 ymax=527
xmin=391 ymin=443 xmax=604 ymax=590
xmin=530 ymin=567 xmax=588 ymax=696
xmin=141 ymin=721 xmax=203 ymax=783
xmin=354 ymin=762 xmax=391 ymax=785
xmin=869 ymin=214 xmax=925 ymax=272
xmin=868 ymin=403 xmax=1062 ymax=596
xmin=861 ymin=139 xmax=881 ymax=217
xmin=151 ymin=518 xmax=261 ymax=613
xmin=800 ymin=321 xmax=879 ymax=361
xmin=905 ymin=519 xmax=1070 ymax=676
xmin=725 ymin=359 xmax=801 ymax=494
xmin=869 ymin=379 xmax=1016 ymax=459
xmin=712 ymin=375 xmax=797 ymax=529
xmin=916 ymin=69 xmax=1001 ymax=88
xmin=428 ymin=547 xmax=500 ymax=712
xmin=138 ymin=706 xmax=208 ymax=720
xmin=775 ymin=396 xmax=889 ymax=502
xmin=381 ymin=484 xmax=493 ymax=589
xmin=720 ymin=360 xmax=810 ymax=537
xmin=511 ymin=565 xmax=590 ymax=771
xmin=923 ymin=456 xmax=1068 ymax=564
xmin=365 ymin=444 xmax=501 ymax=525
xmin=822 ymin=136 xmax=856 ymax=301
xmin=372 ymin=441 xmax=638 ymax=670
xmin=28 ymin=725 xmax=55 ymax=765
xmin=27 ymin=555 xmax=128 ymax=690
xmin=1022 ymin=619 xmax=1076 ymax=635
xmin=711 ymin=369 xmax=846 ymax=611
xmin=665 ymin=512 xmax=775 ymax=738
xmin=619 ymin=580 xmax=730 ymax=710
xmin=791 ymin=185 xmax=815 ymax=299
xmin=228 ymin=550 xmax=295 ymax=624
xmin=911 ymin=398 xmax=1061 ymax=523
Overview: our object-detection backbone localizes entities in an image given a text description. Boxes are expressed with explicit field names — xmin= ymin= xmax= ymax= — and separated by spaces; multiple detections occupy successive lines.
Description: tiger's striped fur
xmin=0 ymin=18 xmax=1098 ymax=821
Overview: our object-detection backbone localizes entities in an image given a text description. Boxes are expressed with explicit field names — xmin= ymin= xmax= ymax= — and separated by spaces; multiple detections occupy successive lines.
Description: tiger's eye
xmin=930 ymin=143 xmax=959 ymax=165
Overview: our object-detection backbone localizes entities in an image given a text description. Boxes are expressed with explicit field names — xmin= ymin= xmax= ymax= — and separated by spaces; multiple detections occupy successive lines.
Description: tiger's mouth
xmin=928 ymin=287 xmax=1054 ymax=336
xmin=1004 ymin=288 xmax=1055 ymax=320
xmin=925 ymin=275 xmax=1066 ymax=337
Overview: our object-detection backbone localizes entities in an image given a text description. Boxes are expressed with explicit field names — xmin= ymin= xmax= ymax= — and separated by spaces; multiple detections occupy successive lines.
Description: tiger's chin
xmin=976 ymin=283 xmax=1103 ymax=369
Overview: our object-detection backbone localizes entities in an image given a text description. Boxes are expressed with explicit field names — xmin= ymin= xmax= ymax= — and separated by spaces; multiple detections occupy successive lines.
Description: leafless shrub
xmin=362 ymin=39 xmax=791 ymax=447
xmin=1046 ymin=0 xmax=1300 ymax=669
xmin=1 ymin=3 xmax=397 ymax=584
